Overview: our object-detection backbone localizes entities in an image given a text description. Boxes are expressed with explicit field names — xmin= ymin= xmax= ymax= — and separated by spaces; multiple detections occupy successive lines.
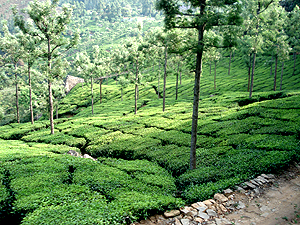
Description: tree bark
xmin=228 ymin=51 xmax=232 ymax=76
xmin=214 ymin=61 xmax=217 ymax=90
xmin=158 ymin=63 xmax=161 ymax=99
xmin=48 ymin=39 xmax=54 ymax=134
xmin=248 ymin=54 xmax=252 ymax=92
xmin=48 ymin=79 xmax=54 ymax=134
xmin=280 ymin=61 xmax=284 ymax=91
xmin=28 ymin=67 xmax=34 ymax=124
xmin=190 ymin=26 xmax=204 ymax=170
xmin=163 ymin=45 xmax=167 ymax=112
xmin=176 ymin=59 xmax=179 ymax=100
xmin=99 ymin=79 xmax=102 ymax=104
xmin=249 ymin=52 xmax=256 ymax=98
xmin=135 ymin=60 xmax=138 ymax=114
xmin=293 ymin=52 xmax=296 ymax=75
xmin=15 ymin=64 xmax=20 ymax=123
xmin=273 ymin=55 xmax=278 ymax=91
xmin=91 ymin=77 xmax=94 ymax=115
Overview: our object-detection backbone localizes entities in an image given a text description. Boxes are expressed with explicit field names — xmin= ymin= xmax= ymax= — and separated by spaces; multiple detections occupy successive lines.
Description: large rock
xmin=67 ymin=150 xmax=81 ymax=157
xmin=214 ymin=193 xmax=228 ymax=203
xmin=164 ymin=210 xmax=180 ymax=218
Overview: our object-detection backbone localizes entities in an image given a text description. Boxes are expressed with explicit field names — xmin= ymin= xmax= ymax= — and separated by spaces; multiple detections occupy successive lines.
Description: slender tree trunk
xmin=180 ymin=68 xmax=182 ymax=85
xmin=135 ymin=60 xmax=138 ymax=114
xmin=48 ymin=79 xmax=54 ymax=134
xmin=190 ymin=27 xmax=204 ymax=170
xmin=28 ymin=66 xmax=34 ymax=124
xmin=214 ymin=61 xmax=217 ymax=90
xmin=99 ymin=79 xmax=102 ymax=104
xmin=293 ymin=52 xmax=296 ymax=75
xmin=91 ymin=77 xmax=94 ymax=115
xmin=15 ymin=65 xmax=20 ymax=123
xmin=176 ymin=59 xmax=179 ymax=100
xmin=228 ymin=51 xmax=232 ymax=76
xmin=273 ymin=55 xmax=278 ymax=91
xmin=270 ymin=55 xmax=273 ymax=77
xmin=248 ymin=54 xmax=252 ymax=92
xmin=280 ymin=61 xmax=284 ymax=91
xmin=249 ymin=52 xmax=256 ymax=98
xmin=56 ymin=103 xmax=58 ymax=119
xmin=163 ymin=45 xmax=167 ymax=112
xmin=48 ymin=39 xmax=54 ymax=134
xmin=158 ymin=63 xmax=161 ymax=99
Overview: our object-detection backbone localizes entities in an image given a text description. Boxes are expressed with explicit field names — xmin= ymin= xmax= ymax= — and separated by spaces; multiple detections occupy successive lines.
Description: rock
xmin=191 ymin=203 xmax=200 ymax=209
xmin=180 ymin=206 xmax=194 ymax=215
xmin=164 ymin=210 xmax=180 ymax=218
xmin=174 ymin=218 xmax=181 ymax=225
xmin=198 ymin=212 xmax=210 ymax=220
xmin=139 ymin=220 xmax=155 ymax=225
xmin=250 ymin=179 xmax=260 ymax=186
xmin=181 ymin=218 xmax=190 ymax=225
xmin=67 ymin=150 xmax=81 ymax=157
xmin=206 ymin=209 xmax=218 ymax=217
xmin=254 ymin=178 xmax=263 ymax=185
xmin=214 ymin=193 xmax=228 ymax=203
xmin=245 ymin=181 xmax=256 ymax=189
xmin=83 ymin=154 xmax=96 ymax=160
xmin=259 ymin=205 xmax=269 ymax=212
xmin=266 ymin=174 xmax=275 ymax=179
xmin=236 ymin=201 xmax=246 ymax=209
xmin=194 ymin=217 xmax=204 ymax=223
xmin=149 ymin=216 xmax=156 ymax=223
xmin=227 ymin=194 xmax=234 ymax=200
xmin=236 ymin=186 xmax=246 ymax=193
xmin=257 ymin=176 xmax=268 ymax=183
xmin=203 ymin=200 xmax=213 ymax=208
xmin=219 ymin=204 xmax=228 ymax=213
xmin=223 ymin=189 xmax=233 ymax=196
xmin=197 ymin=206 xmax=207 ymax=212
xmin=260 ymin=212 xmax=270 ymax=217
xmin=221 ymin=218 xmax=233 ymax=225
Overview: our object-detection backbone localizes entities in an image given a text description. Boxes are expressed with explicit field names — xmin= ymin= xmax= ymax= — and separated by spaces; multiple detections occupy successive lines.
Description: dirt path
xmin=226 ymin=163 xmax=300 ymax=225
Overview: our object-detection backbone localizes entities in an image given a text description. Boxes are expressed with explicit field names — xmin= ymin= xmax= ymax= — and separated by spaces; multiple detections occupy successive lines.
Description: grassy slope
xmin=0 ymin=54 xmax=300 ymax=224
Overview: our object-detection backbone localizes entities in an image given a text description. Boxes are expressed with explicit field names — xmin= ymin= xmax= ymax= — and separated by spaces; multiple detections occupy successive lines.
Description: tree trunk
xmin=15 ymin=65 xmax=20 ymax=123
xmin=158 ymin=63 xmax=161 ymax=99
xmin=249 ymin=52 xmax=256 ymax=98
xmin=280 ymin=61 xmax=284 ymax=91
xmin=99 ymin=79 xmax=102 ymax=104
xmin=48 ymin=79 xmax=54 ymax=134
xmin=48 ymin=39 xmax=54 ymax=134
xmin=56 ymin=103 xmax=58 ymax=119
xmin=248 ymin=54 xmax=252 ymax=92
xmin=176 ymin=59 xmax=179 ymax=100
xmin=293 ymin=52 xmax=296 ymax=75
xmin=180 ymin=68 xmax=182 ymax=85
xmin=135 ymin=60 xmax=138 ymax=114
xmin=228 ymin=51 xmax=232 ymax=76
xmin=91 ymin=77 xmax=94 ymax=115
xmin=190 ymin=27 xmax=204 ymax=170
xmin=214 ymin=61 xmax=217 ymax=90
xmin=28 ymin=67 xmax=34 ymax=124
xmin=163 ymin=45 xmax=167 ymax=112
xmin=273 ymin=55 xmax=278 ymax=91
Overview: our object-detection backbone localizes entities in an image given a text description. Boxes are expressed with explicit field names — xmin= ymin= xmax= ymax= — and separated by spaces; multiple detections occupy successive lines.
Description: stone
xmin=221 ymin=218 xmax=233 ymax=225
xmin=250 ymin=179 xmax=260 ymax=186
xmin=223 ymin=189 xmax=233 ymax=196
xmin=259 ymin=205 xmax=269 ymax=212
xmin=236 ymin=201 xmax=246 ymax=209
xmin=149 ymin=216 xmax=156 ymax=223
xmin=203 ymin=200 xmax=213 ymax=208
xmin=245 ymin=181 xmax=256 ymax=189
xmin=67 ymin=150 xmax=81 ymax=157
xmin=181 ymin=206 xmax=194 ymax=215
xmin=194 ymin=217 xmax=204 ymax=223
xmin=227 ymin=194 xmax=234 ymax=200
xmin=266 ymin=174 xmax=275 ymax=179
xmin=181 ymin=219 xmax=190 ymax=225
xmin=83 ymin=154 xmax=96 ymax=160
xmin=174 ymin=218 xmax=181 ymax=225
xmin=65 ymin=75 xmax=85 ymax=93
xmin=164 ymin=210 xmax=181 ymax=218
xmin=257 ymin=176 xmax=268 ymax=183
xmin=236 ymin=186 xmax=246 ymax=193
xmin=214 ymin=193 xmax=228 ymax=203
xmin=260 ymin=212 xmax=270 ymax=217
xmin=253 ymin=178 xmax=263 ymax=185
xmin=219 ymin=204 xmax=228 ymax=213
xmin=206 ymin=209 xmax=218 ymax=217
xmin=198 ymin=212 xmax=209 ymax=220
xmin=139 ymin=220 xmax=155 ymax=225
xmin=191 ymin=203 xmax=200 ymax=209
xmin=197 ymin=207 xmax=207 ymax=212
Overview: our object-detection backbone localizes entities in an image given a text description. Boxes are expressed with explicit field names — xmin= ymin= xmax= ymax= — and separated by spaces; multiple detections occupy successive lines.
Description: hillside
xmin=0 ymin=0 xmax=32 ymax=19
xmin=0 ymin=51 xmax=300 ymax=224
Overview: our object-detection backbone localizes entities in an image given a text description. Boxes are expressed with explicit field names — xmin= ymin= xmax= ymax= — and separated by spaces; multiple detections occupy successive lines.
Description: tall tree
xmin=0 ymin=21 xmax=24 ymax=123
xmin=14 ymin=0 xmax=79 ymax=134
xmin=156 ymin=0 xmax=242 ymax=169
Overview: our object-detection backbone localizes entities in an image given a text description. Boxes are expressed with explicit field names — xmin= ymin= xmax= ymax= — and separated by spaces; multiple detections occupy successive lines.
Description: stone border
xmin=132 ymin=174 xmax=276 ymax=225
